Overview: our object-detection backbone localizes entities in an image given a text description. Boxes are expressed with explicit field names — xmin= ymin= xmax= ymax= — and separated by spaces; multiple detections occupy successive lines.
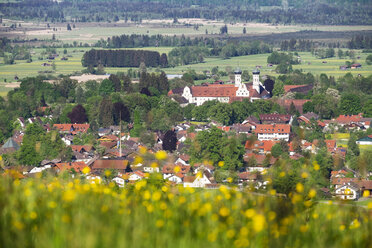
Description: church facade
xmin=180 ymin=69 xmax=270 ymax=106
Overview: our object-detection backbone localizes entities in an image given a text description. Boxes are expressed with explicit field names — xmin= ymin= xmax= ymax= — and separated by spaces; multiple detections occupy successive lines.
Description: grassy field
xmin=0 ymin=170 xmax=371 ymax=248
xmin=1 ymin=48 xmax=371 ymax=83
xmin=2 ymin=18 xmax=372 ymax=44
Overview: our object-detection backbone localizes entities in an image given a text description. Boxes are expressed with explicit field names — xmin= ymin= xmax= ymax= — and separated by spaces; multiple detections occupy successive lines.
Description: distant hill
xmin=0 ymin=0 xmax=371 ymax=25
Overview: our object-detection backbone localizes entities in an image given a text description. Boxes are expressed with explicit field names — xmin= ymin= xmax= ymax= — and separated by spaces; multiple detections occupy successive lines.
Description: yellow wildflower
xmin=301 ymin=172 xmax=308 ymax=179
xmin=296 ymin=183 xmax=304 ymax=193
xmin=30 ymin=212 xmax=37 ymax=219
xmin=313 ymin=161 xmax=320 ymax=171
xmin=252 ymin=214 xmax=266 ymax=232
xmin=279 ymin=172 xmax=286 ymax=177
xmin=156 ymin=220 xmax=164 ymax=228
xmin=219 ymin=207 xmax=230 ymax=217
xmin=362 ymin=190 xmax=370 ymax=197
xmin=339 ymin=225 xmax=346 ymax=231
xmin=226 ymin=229 xmax=235 ymax=239
xmin=308 ymin=189 xmax=316 ymax=198
xmin=218 ymin=161 xmax=225 ymax=167
xmin=139 ymin=146 xmax=147 ymax=154
xmin=244 ymin=209 xmax=256 ymax=218
xmin=82 ymin=166 xmax=90 ymax=174
xmin=63 ymin=189 xmax=76 ymax=202
xmin=155 ymin=150 xmax=167 ymax=160
xmin=152 ymin=191 xmax=161 ymax=201
xmin=300 ymin=225 xmax=308 ymax=233
xmin=174 ymin=166 xmax=181 ymax=173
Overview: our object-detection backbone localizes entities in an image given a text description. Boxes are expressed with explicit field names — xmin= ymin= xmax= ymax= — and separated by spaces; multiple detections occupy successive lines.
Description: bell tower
xmin=234 ymin=68 xmax=242 ymax=87
xmin=252 ymin=69 xmax=261 ymax=93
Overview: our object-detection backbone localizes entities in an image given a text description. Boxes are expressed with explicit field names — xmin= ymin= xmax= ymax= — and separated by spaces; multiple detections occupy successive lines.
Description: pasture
xmin=1 ymin=48 xmax=371 ymax=85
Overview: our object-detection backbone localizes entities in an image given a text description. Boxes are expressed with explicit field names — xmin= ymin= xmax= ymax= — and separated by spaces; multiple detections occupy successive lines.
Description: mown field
xmin=0 ymin=171 xmax=371 ymax=248
xmin=3 ymin=18 xmax=372 ymax=44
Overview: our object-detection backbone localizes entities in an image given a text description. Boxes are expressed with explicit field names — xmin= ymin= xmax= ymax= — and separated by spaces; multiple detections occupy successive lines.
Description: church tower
xmin=234 ymin=68 xmax=242 ymax=87
xmin=252 ymin=69 xmax=261 ymax=93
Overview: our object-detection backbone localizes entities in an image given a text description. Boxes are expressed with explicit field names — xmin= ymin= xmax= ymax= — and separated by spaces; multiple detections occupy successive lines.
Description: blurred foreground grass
xmin=0 ymin=172 xmax=371 ymax=248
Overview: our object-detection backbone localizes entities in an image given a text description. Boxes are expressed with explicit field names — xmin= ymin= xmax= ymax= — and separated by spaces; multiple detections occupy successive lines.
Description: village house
xmin=245 ymin=140 xmax=278 ymax=154
xmin=255 ymin=124 xmax=290 ymax=141
xmin=55 ymin=161 xmax=87 ymax=174
xmin=91 ymin=159 xmax=129 ymax=174
xmin=356 ymin=135 xmax=372 ymax=145
xmin=259 ymin=114 xmax=292 ymax=124
xmin=335 ymin=182 xmax=360 ymax=200
xmin=53 ymin=124 xmax=90 ymax=135
xmin=183 ymin=173 xmax=213 ymax=188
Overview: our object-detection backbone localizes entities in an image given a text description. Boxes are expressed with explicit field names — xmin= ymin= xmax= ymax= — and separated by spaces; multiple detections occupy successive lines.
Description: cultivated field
xmin=2 ymin=18 xmax=372 ymax=44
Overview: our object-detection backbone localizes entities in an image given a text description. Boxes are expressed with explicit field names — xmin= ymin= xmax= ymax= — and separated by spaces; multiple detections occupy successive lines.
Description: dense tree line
xmin=81 ymin=49 xmax=168 ymax=68
xmin=97 ymin=34 xmax=222 ymax=48
xmin=347 ymin=35 xmax=372 ymax=49
xmin=1 ymin=0 xmax=371 ymax=25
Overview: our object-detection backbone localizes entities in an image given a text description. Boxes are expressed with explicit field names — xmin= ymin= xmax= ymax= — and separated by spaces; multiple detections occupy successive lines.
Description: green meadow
xmin=0 ymin=48 xmax=371 ymax=96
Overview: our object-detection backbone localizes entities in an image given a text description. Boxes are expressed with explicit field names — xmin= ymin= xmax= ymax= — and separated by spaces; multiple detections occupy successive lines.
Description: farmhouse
xmin=181 ymin=69 xmax=270 ymax=106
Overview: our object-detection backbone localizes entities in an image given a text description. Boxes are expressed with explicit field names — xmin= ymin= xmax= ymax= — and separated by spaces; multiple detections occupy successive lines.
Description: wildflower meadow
xmin=0 ymin=170 xmax=371 ymax=248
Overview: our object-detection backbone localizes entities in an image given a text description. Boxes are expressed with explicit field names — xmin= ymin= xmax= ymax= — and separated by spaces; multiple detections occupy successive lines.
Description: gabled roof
xmin=259 ymin=114 xmax=291 ymax=123
xmin=53 ymin=124 xmax=90 ymax=134
xmin=325 ymin=140 xmax=336 ymax=150
xmin=239 ymin=172 xmax=258 ymax=180
xmin=335 ymin=114 xmax=363 ymax=124
xmin=91 ymin=159 xmax=129 ymax=170
xmin=2 ymin=138 xmax=20 ymax=150
xmin=255 ymin=124 xmax=290 ymax=134
xmin=190 ymin=84 xmax=237 ymax=98
xmin=70 ymin=145 xmax=94 ymax=153
xmin=55 ymin=162 xmax=87 ymax=173
xmin=245 ymin=140 xmax=278 ymax=152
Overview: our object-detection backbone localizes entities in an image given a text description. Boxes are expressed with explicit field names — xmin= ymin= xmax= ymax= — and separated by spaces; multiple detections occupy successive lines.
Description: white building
xmin=183 ymin=174 xmax=211 ymax=188
xmin=181 ymin=69 xmax=270 ymax=106
xmin=335 ymin=183 xmax=359 ymax=200
xmin=255 ymin=124 xmax=291 ymax=141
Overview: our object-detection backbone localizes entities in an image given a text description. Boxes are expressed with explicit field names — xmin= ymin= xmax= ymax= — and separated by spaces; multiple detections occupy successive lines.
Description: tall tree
xmin=67 ymin=104 xmax=88 ymax=124
xmin=162 ymin=130 xmax=177 ymax=152
xmin=98 ymin=98 xmax=113 ymax=127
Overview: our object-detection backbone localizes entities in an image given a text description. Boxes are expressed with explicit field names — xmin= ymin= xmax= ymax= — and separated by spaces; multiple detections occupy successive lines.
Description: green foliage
xmin=130 ymin=109 xmax=143 ymax=137
xmin=99 ymin=79 xmax=115 ymax=96
xmin=189 ymin=127 xmax=244 ymax=168
xmin=339 ymin=93 xmax=362 ymax=115
xmin=271 ymin=144 xmax=283 ymax=158
xmin=272 ymin=81 xmax=285 ymax=96
xmin=366 ymin=54 xmax=372 ymax=65
xmin=267 ymin=51 xmax=299 ymax=65
xmin=18 ymin=123 xmax=68 ymax=166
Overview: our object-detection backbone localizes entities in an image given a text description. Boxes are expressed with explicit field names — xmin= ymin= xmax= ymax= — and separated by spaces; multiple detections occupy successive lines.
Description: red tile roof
xmin=278 ymin=99 xmax=310 ymax=114
xmin=217 ymin=126 xmax=231 ymax=132
xmin=255 ymin=124 xmax=290 ymax=134
xmin=284 ymin=85 xmax=308 ymax=93
xmin=55 ymin=162 xmax=87 ymax=173
xmin=239 ymin=172 xmax=258 ymax=180
xmin=191 ymin=84 xmax=237 ymax=98
xmin=70 ymin=145 xmax=93 ymax=153
xmin=53 ymin=124 xmax=90 ymax=134
xmin=335 ymin=114 xmax=363 ymax=124
xmin=325 ymin=140 xmax=336 ymax=151
xmin=91 ymin=159 xmax=129 ymax=171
